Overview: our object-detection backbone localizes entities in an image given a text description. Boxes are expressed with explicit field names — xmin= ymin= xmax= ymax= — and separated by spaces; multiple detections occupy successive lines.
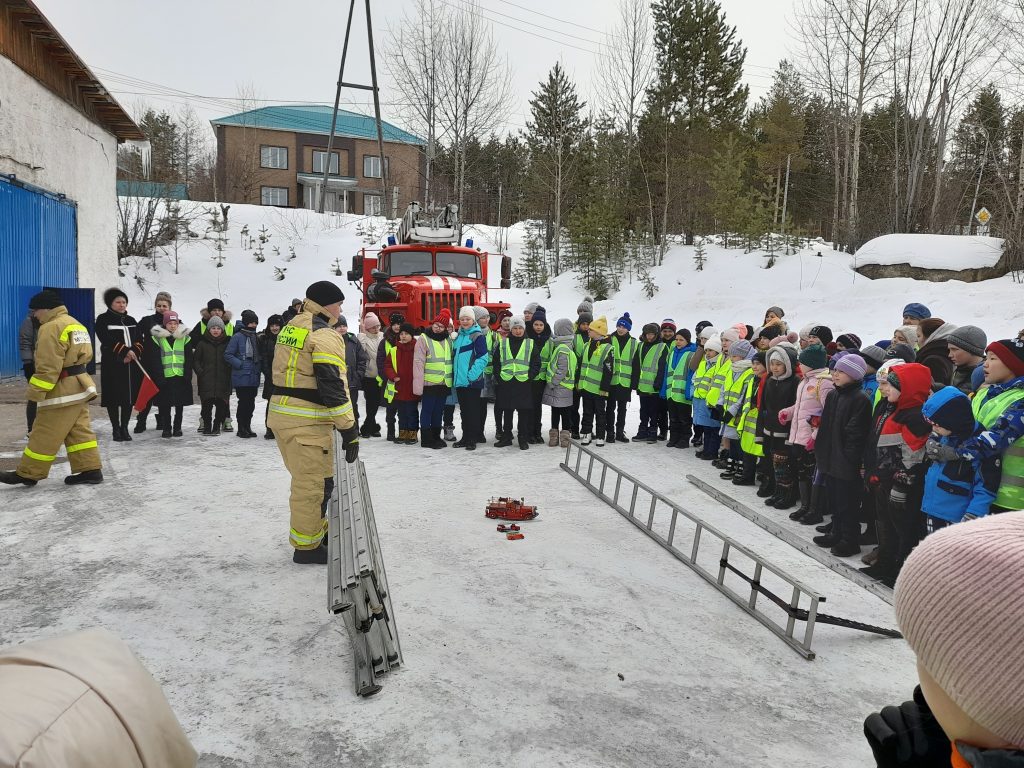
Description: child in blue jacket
xmin=921 ymin=386 xmax=999 ymax=533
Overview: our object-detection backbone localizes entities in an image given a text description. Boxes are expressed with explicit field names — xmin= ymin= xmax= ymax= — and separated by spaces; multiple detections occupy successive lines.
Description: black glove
xmin=23 ymin=362 xmax=34 ymax=378
xmin=340 ymin=425 xmax=360 ymax=464
xmin=710 ymin=405 xmax=725 ymax=422
xmin=723 ymin=410 xmax=736 ymax=426
xmin=863 ymin=686 xmax=950 ymax=767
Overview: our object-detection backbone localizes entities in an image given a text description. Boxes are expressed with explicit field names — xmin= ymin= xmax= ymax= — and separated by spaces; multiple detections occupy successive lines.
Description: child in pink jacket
xmin=778 ymin=343 xmax=834 ymax=522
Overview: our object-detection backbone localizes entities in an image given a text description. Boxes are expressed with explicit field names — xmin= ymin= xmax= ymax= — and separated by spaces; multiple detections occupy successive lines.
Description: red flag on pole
xmin=132 ymin=359 xmax=159 ymax=412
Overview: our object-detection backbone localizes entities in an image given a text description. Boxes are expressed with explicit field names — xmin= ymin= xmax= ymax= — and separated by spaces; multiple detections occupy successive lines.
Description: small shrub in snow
xmin=273 ymin=267 xmax=287 ymax=281
xmin=693 ymin=240 xmax=707 ymax=271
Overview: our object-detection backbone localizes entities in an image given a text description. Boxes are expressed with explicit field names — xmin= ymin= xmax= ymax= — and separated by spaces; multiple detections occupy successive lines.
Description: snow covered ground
xmin=0 ymin=404 xmax=916 ymax=767
xmin=852 ymin=233 xmax=1004 ymax=271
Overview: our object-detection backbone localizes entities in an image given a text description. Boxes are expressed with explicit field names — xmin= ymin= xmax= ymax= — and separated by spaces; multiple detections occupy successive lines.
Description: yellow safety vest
xmin=498 ymin=337 xmax=534 ymax=382
xmin=423 ymin=337 xmax=453 ymax=387
xmin=737 ymin=375 xmax=764 ymax=457
xmin=548 ymin=342 xmax=577 ymax=391
xmin=705 ymin=356 xmax=730 ymax=407
xmin=578 ymin=343 xmax=611 ymax=395
xmin=155 ymin=335 xmax=187 ymax=377
xmin=383 ymin=342 xmax=398 ymax=403
xmin=610 ymin=335 xmax=637 ymax=388
xmin=973 ymin=386 xmax=1024 ymax=510
xmin=665 ymin=348 xmax=693 ymax=404
xmin=637 ymin=344 xmax=664 ymax=395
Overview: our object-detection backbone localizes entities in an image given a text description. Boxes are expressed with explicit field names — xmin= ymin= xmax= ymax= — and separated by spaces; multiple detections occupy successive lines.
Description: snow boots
xmin=493 ymin=432 xmax=514 ymax=448
xmin=559 ymin=430 xmax=571 ymax=448
xmin=0 ymin=471 xmax=37 ymax=486
xmin=789 ymin=481 xmax=812 ymax=521
xmin=595 ymin=431 xmax=606 ymax=447
xmin=732 ymin=456 xmax=756 ymax=486
xmin=64 ymin=469 xmax=103 ymax=485
xmin=616 ymin=430 xmax=630 ymax=443
xmin=222 ymin=417 xmax=234 ymax=433
xmin=443 ymin=426 xmax=456 ymax=442
xmin=422 ymin=429 xmax=446 ymax=449
xmin=397 ymin=429 xmax=418 ymax=445
xmin=548 ymin=429 xmax=560 ymax=447
xmin=800 ymin=483 xmax=826 ymax=526
xmin=719 ymin=458 xmax=737 ymax=480
xmin=292 ymin=545 xmax=328 ymax=565
xmin=581 ymin=433 xmax=593 ymax=446
xmin=518 ymin=433 xmax=530 ymax=450
xmin=711 ymin=449 xmax=730 ymax=469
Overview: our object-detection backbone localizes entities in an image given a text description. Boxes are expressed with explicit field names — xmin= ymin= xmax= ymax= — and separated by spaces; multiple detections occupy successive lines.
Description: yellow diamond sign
xmin=976 ymin=207 xmax=991 ymax=225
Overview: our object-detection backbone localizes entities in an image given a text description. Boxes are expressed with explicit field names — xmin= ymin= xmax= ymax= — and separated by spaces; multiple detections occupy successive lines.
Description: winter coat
xmin=861 ymin=372 xmax=879 ymax=403
xmin=341 ymin=331 xmax=367 ymax=392
xmin=779 ymin=368 xmax=834 ymax=449
xmin=18 ymin=312 xmax=37 ymax=367
xmin=376 ymin=328 xmax=399 ymax=379
xmin=149 ymin=325 xmax=194 ymax=408
xmin=191 ymin=308 xmax=233 ymax=341
xmin=95 ymin=309 xmax=144 ymax=408
xmin=493 ymin=334 xmax=540 ymax=412
xmin=542 ymin=335 xmax=576 ymax=409
xmin=258 ymin=328 xmax=279 ymax=399
xmin=0 ymin=628 xmax=197 ymax=768
xmin=24 ymin=306 xmax=97 ymax=410
xmin=607 ymin=332 xmax=640 ymax=402
xmin=413 ymin=328 xmax=452 ymax=398
xmin=815 ymin=383 xmax=872 ymax=480
xmin=956 ymin=743 xmax=1024 ymax=767
xmin=224 ymin=327 xmax=262 ymax=389
xmin=756 ymin=356 xmax=799 ymax=441
xmin=384 ymin=338 xmax=418 ymax=402
xmin=192 ymin=331 xmax=232 ymax=401
xmin=137 ymin=311 xmax=165 ymax=381
xmin=916 ymin=336 xmax=956 ymax=389
xmin=358 ymin=330 xmax=383 ymax=380
xmin=637 ymin=339 xmax=667 ymax=395
xmin=869 ymin=363 xmax=933 ymax=485
xmin=951 ymin=362 xmax=984 ymax=395
xmin=661 ymin=343 xmax=696 ymax=401
xmin=452 ymin=326 xmax=489 ymax=389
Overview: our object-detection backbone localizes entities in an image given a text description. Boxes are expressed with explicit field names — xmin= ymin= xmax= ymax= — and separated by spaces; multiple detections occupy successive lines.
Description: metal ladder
xmin=560 ymin=441 xmax=900 ymax=660
xmin=327 ymin=442 xmax=404 ymax=696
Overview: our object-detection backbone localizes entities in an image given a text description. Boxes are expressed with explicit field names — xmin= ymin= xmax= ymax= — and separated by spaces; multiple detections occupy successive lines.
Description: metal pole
xmin=365 ymin=0 xmax=389 ymax=214
xmin=969 ymin=129 xmax=989 ymax=235
xmin=319 ymin=0 xmax=357 ymax=214
xmin=780 ymin=153 xmax=791 ymax=251
xmin=497 ymin=181 xmax=503 ymax=251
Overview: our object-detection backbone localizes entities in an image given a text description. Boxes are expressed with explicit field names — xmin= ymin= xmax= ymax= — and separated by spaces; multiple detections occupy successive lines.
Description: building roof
xmin=210 ymin=105 xmax=425 ymax=146
xmin=0 ymin=0 xmax=144 ymax=141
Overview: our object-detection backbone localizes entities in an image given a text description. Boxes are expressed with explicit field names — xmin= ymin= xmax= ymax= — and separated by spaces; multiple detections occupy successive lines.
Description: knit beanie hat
xmin=458 ymin=306 xmax=476 ymax=322
xmin=675 ymin=328 xmax=692 ymax=342
xmin=699 ymin=326 xmax=718 ymax=343
xmin=399 ymin=323 xmax=416 ymax=336
xmin=162 ymin=311 xmax=180 ymax=327
xmin=799 ymin=323 xmax=818 ymax=341
xmin=642 ymin=322 xmax=660 ymax=338
xmin=509 ymin=316 xmax=527 ymax=331
xmin=946 ymin=325 xmax=988 ymax=358
xmin=267 ymin=314 xmax=283 ymax=329
xmin=661 ymin=318 xmax=677 ymax=332
xmin=902 ymin=302 xmax=931 ymax=321
xmin=923 ymin=387 xmax=976 ymax=436
xmin=616 ymin=312 xmax=633 ymax=332
xmin=798 ymin=343 xmax=827 ymax=370
xmin=103 ymin=287 xmax=128 ymax=308
xmin=207 ymin=297 xmax=225 ymax=312
xmin=721 ymin=328 xmax=741 ymax=344
xmin=389 ymin=312 xmax=405 ymax=326
xmin=857 ymin=345 xmax=887 ymax=371
xmin=876 ymin=359 xmax=905 ymax=383
xmin=758 ymin=324 xmax=783 ymax=342
xmin=886 ymin=343 xmax=917 ymax=364
xmin=894 ymin=512 xmax=1024 ymax=749
xmin=730 ymin=340 xmax=755 ymax=360
xmin=362 ymin=312 xmax=381 ymax=329
xmin=28 ymin=290 xmax=61 ymax=311
xmin=767 ymin=347 xmax=794 ymax=379
xmin=896 ymin=325 xmax=920 ymax=348
xmin=577 ymin=297 xmax=594 ymax=315
xmin=338 ymin=315 xmax=349 ymax=328
xmin=835 ymin=333 xmax=862 ymax=350
xmin=876 ymin=339 xmax=892 ymax=350
xmin=241 ymin=309 xmax=258 ymax=327
xmin=704 ymin=337 xmax=723 ymax=354
xmin=553 ymin=318 xmax=574 ymax=337
xmin=473 ymin=305 xmax=490 ymax=322
xmin=432 ymin=308 xmax=452 ymax=327
xmin=833 ymin=353 xmax=868 ymax=382
xmin=753 ymin=350 xmax=767 ymax=367
xmin=531 ymin=307 xmax=548 ymax=325
xmin=155 ymin=291 xmax=173 ymax=306
xmin=766 ymin=306 xmax=785 ymax=319
xmin=731 ymin=322 xmax=749 ymax=340
xmin=291 ymin=298 xmax=302 ymax=307
xmin=577 ymin=311 xmax=594 ymax=325
xmin=305 ymin=281 xmax=344 ymax=307
xmin=919 ymin=317 xmax=946 ymax=342
xmin=589 ymin=316 xmax=609 ymax=337
xmin=987 ymin=339 xmax=1024 ymax=378
xmin=809 ymin=325 xmax=833 ymax=346
xmin=206 ymin=316 xmax=225 ymax=331
xmin=524 ymin=302 xmax=539 ymax=315
xmin=695 ymin=320 xmax=714 ymax=337
xmin=497 ymin=308 xmax=513 ymax=322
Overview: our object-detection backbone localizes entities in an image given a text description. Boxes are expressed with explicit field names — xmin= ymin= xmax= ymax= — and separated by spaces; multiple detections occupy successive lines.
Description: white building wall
xmin=0 ymin=55 xmax=119 ymax=315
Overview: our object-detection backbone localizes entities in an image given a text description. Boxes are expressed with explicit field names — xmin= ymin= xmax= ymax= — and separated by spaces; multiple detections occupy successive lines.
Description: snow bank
xmin=852 ymin=233 xmax=1003 ymax=270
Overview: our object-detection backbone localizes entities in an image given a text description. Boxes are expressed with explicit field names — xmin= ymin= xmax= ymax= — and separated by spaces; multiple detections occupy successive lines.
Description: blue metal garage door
xmin=0 ymin=175 xmax=79 ymax=377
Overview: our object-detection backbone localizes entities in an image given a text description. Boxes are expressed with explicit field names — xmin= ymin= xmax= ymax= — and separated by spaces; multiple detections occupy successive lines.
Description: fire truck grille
xmin=422 ymin=292 xmax=477 ymax=322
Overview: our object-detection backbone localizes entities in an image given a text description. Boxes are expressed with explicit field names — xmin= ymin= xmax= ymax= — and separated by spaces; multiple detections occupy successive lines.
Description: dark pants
xmin=397 ymin=400 xmax=419 ymax=431
xmin=135 ymin=402 xmax=153 ymax=426
xmin=638 ymin=394 xmax=659 ymax=433
xmin=385 ymin=401 xmax=397 ymax=430
xmin=581 ymin=392 xmax=607 ymax=437
xmin=550 ymin=406 xmax=574 ymax=430
xmin=657 ymin=398 xmax=669 ymax=435
xmin=158 ymin=405 xmax=184 ymax=433
xmin=531 ymin=381 xmax=546 ymax=438
xmin=701 ymin=428 xmax=722 ymax=458
xmin=420 ymin=393 xmax=446 ymax=429
xmin=605 ymin=398 xmax=628 ymax=437
xmin=235 ymin=386 xmax=258 ymax=430
xmin=23 ymin=368 xmax=36 ymax=432
xmin=106 ymin=404 xmax=131 ymax=432
xmin=572 ymin=390 xmax=583 ymax=436
xmin=500 ymin=408 xmax=531 ymax=438
xmin=874 ymin=480 xmax=925 ymax=577
xmin=361 ymin=377 xmax=381 ymax=428
xmin=201 ymin=398 xmax=229 ymax=428
xmin=443 ymin=403 xmax=456 ymax=429
xmin=667 ymin=401 xmax=693 ymax=444
xmin=478 ymin=397 xmax=490 ymax=441
xmin=827 ymin=475 xmax=862 ymax=544
xmin=456 ymin=388 xmax=481 ymax=445
xmin=495 ymin=408 xmax=513 ymax=433
xmin=790 ymin=444 xmax=817 ymax=481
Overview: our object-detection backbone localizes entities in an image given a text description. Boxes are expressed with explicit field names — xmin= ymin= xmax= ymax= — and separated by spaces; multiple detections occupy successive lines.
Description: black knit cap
xmin=305 ymin=280 xmax=345 ymax=307
xmin=241 ymin=309 xmax=259 ymax=326
xmin=399 ymin=323 xmax=416 ymax=336
xmin=103 ymin=287 xmax=128 ymax=308
xmin=28 ymin=289 xmax=62 ymax=310
xmin=389 ymin=312 xmax=405 ymax=326
xmin=695 ymin=320 xmax=713 ymax=336
xmin=207 ymin=298 xmax=225 ymax=312
xmin=809 ymin=325 xmax=833 ymax=346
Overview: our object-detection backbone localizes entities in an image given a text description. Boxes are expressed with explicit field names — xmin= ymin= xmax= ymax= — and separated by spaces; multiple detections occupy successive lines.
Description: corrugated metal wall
xmin=0 ymin=175 xmax=78 ymax=377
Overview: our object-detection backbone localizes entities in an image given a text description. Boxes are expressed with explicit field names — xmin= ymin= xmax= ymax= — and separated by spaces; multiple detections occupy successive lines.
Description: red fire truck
xmin=347 ymin=203 xmax=511 ymax=328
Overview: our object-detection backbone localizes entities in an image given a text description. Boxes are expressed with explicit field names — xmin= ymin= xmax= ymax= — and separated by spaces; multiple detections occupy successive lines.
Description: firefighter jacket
xmin=26 ymin=306 xmax=97 ymax=410
xmin=269 ymin=300 xmax=355 ymax=431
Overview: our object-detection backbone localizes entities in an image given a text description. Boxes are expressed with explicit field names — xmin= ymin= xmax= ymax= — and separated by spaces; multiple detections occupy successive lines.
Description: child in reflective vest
xmin=493 ymin=316 xmax=540 ymax=450
xmin=542 ymin=318 xmax=578 ymax=448
xmin=149 ymin=311 xmax=192 ymax=438
xmin=634 ymin=323 xmax=667 ymax=443
xmin=579 ymin=317 xmax=614 ymax=447
xmin=661 ymin=328 xmax=696 ymax=449
xmin=385 ymin=324 xmax=419 ymax=445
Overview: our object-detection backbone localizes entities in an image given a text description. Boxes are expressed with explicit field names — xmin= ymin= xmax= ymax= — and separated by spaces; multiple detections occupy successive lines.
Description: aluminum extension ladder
xmin=327 ymin=442 xmax=404 ymax=696
xmin=560 ymin=441 xmax=900 ymax=660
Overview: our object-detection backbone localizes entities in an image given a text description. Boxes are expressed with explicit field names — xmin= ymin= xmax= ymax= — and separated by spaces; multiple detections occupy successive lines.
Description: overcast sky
xmin=36 ymin=0 xmax=796 ymax=137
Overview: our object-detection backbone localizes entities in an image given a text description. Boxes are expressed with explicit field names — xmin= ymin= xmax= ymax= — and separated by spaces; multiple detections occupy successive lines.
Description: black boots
xmin=518 ymin=433 xmax=529 ymax=450
xmin=293 ymin=546 xmax=328 ymax=565
xmin=493 ymin=432 xmax=513 ymax=448
xmin=0 ymin=471 xmax=37 ymax=486
xmin=65 ymin=469 xmax=103 ymax=485
xmin=800 ymin=484 xmax=826 ymax=526
xmin=789 ymin=481 xmax=812 ymax=521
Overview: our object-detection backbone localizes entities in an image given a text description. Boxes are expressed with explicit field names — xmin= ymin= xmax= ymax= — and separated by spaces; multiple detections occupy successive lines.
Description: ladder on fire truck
xmin=393 ymin=202 xmax=461 ymax=246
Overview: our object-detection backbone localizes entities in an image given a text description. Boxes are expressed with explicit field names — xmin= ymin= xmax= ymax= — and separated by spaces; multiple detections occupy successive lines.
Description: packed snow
xmin=852 ymin=233 xmax=1004 ymax=271
xmin=4 ymin=201 xmax=1021 ymax=766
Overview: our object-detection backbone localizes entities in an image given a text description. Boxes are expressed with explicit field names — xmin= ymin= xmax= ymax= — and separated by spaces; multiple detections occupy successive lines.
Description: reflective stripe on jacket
xmin=27 ymin=306 xmax=97 ymax=410
xmin=498 ymin=337 xmax=535 ymax=382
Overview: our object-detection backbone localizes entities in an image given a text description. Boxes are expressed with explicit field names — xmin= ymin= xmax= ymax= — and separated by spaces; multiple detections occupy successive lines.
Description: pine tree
xmin=753 ymin=60 xmax=807 ymax=226
xmin=525 ymin=63 xmax=590 ymax=276
xmin=693 ymin=238 xmax=707 ymax=270
xmin=513 ymin=221 xmax=549 ymax=288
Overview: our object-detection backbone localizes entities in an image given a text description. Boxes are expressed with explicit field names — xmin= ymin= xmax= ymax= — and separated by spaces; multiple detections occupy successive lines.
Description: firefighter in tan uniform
xmin=268 ymin=281 xmax=359 ymax=564
xmin=1 ymin=290 xmax=103 ymax=487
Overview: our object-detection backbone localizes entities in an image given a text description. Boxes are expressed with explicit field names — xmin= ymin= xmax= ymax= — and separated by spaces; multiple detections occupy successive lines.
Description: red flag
xmin=134 ymin=374 xmax=160 ymax=412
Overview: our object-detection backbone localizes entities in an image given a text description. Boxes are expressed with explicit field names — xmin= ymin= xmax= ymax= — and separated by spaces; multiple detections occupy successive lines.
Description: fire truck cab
xmin=348 ymin=203 xmax=511 ymax=329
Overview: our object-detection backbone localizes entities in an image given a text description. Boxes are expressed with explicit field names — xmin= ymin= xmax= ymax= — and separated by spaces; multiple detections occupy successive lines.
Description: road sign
xmin=976 ymin=207 xmax=991 ymax=225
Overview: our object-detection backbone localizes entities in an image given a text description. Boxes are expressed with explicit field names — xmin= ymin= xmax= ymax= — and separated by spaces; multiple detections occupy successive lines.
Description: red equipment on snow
xmin=485 ymin=497 xmax=538 ymax=521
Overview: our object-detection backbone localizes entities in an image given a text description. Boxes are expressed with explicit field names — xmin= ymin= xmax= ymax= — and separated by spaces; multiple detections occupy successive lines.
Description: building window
xmin=261 ymin=186 xmax=289 ymax=206
xmin=312 ymin=150 xmax=341 ymax=174
xmin=260 ymin=146 xmax=288 ymax=169
xmin=363 ymin=155 xmax=389 ymax=179
xmin=364 ymin=193 xmax=383 ymax=216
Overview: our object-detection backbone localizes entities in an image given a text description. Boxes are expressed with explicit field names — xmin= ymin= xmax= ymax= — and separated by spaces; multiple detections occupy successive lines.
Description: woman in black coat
xmin=95 ymin=287 xmax=144 ymax=441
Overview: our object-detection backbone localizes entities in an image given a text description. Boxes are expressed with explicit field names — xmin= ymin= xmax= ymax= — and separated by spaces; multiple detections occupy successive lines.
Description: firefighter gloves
xmin=340 ymin=426 xmax=360 ymax=464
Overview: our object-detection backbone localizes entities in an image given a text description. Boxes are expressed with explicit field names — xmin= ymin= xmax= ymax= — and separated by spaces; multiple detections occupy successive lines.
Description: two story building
xmin=211 ymin=104 xmax=425 ymax=216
